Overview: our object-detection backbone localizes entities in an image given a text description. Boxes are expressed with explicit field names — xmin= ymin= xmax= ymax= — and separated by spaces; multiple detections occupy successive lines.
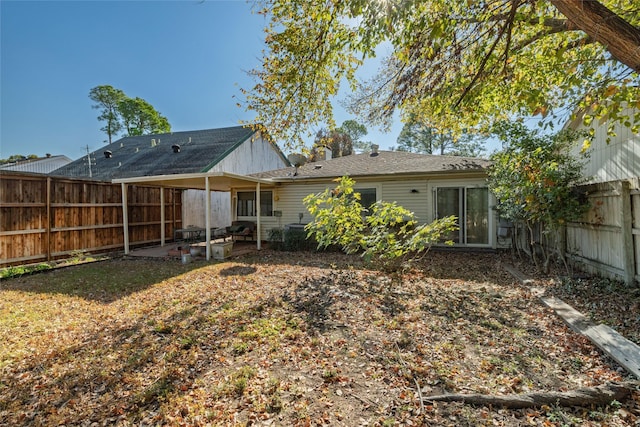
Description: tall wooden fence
xmin=0 ymin=172 xmax=182 ymax=268
xmin=513 ymin=178 xmax=639 ymax=285
xmin=565 ymin=179 xmax=639 ymax=285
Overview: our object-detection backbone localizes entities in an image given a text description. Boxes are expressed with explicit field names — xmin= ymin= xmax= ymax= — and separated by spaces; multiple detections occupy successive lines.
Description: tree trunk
xmin=549 ymin=0 xmax=640 ymax=73
xmin=424 ymin=381 xmax=637 ymax=409
xmin=527 ymin=223 xmax=541 ymax=270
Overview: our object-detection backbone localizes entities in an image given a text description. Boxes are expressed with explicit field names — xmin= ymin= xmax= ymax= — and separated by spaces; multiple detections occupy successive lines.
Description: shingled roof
xmin=252 ymin=150 xmax=491 ymax=181
xmin=51 ymin=126 xmax=262 ymax=181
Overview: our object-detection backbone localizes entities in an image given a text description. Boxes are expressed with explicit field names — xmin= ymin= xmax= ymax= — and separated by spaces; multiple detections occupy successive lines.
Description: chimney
xmin=370 ymin=144 xmax=379 ymax=157
xmin=325 ymin=146 xmax=332 ymax=160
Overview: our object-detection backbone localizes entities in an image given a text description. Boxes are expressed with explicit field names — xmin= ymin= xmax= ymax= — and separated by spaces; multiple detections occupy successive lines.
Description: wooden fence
xmin=513 ymin=178 xmax=639 ymax=285
xmin=565 ymin=179 xmax=639 ymax=285
xmin=0 ymin=172 xmax=182 ymax=268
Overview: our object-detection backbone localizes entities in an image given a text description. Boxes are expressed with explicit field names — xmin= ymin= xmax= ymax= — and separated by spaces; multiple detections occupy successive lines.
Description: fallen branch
xmin=424 ymin=382 xmax=638 ymax=409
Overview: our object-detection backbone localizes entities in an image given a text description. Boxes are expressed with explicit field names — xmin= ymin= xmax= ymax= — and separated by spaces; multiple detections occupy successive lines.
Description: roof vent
xmin=172 ymin=144 xmax=181 ymax=153
xmin=151 ymin=139 xmax=156 ymax=147
xmin=370 ymin=144 xmax=379 ymax=157
xmin=135 ymin=147 xmax=139 ymax=153
xmin=104 ymin=150 xmax=113 ymax=159
xmin=120 ymin=142 xmax=124 ymax=148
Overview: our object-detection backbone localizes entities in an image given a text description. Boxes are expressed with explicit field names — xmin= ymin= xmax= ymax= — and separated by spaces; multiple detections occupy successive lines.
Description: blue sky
xmin=1 ymin=0 xmax=404 ymax=161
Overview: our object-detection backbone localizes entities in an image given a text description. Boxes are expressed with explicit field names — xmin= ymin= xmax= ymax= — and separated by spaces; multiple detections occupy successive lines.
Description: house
xmin=0 ymin=154 xmax=72 ymax=174
xmin=567 ymin=107 xmax=640 ymax=183
xmin=52 ymin=125 xmax=290 ymax=228
xmin=247 ymin=148 xmax=498 ymax=248
xmin=563 ymin=108 xmax=639 ymax=284
xmin=113 ymin=146 xmax=498 ymax=260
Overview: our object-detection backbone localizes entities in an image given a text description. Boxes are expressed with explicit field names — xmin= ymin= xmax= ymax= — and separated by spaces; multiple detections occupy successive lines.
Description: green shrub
xmin=267 ymin=228 xmax=285 ymax=251
xmin=283 ymin=228 xmax=316 ymax=252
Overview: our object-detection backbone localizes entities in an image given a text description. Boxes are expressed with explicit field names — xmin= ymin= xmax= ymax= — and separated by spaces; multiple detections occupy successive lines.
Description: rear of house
xmin=245 ymin=150 xmax=499 ymax=249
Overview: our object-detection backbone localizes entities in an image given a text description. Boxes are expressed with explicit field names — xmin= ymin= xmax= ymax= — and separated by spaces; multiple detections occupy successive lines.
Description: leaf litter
xmin=0 ymin=251 xmax=638 ymax=426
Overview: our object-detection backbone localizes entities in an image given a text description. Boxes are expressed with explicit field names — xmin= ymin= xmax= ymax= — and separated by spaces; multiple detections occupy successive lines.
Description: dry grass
xmin=0 ymin=251 xmax=638 ymax=426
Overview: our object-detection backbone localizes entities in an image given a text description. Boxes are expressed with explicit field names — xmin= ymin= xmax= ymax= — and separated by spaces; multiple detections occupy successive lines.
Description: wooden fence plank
xmin=541 ymin=295 xmax=640 ymax=379
xmin=0 ymin=172 xmax=182 ymax=267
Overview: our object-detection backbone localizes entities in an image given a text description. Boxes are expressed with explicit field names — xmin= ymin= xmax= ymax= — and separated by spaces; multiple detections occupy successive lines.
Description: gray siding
xmin=182 ymin=132 xmax=288 ymax=229
xmin=267 ymin=175 xmax=496 ymax=248
xmin=570 ymin=107 xmax=640 ymax=183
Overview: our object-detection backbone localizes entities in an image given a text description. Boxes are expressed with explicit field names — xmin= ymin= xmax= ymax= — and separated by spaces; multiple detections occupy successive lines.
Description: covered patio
xmin=113 ymin=171 xmax=273 ymax=261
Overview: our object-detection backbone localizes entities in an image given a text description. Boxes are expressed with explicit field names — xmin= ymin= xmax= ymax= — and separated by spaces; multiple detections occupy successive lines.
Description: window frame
xmin=236 ymin=190 xmax=274 ymax=217
xmin=434 ymin=186 xmax=489 ymax=246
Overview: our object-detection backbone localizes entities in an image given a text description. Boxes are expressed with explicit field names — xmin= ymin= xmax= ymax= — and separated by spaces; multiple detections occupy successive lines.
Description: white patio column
xmin=205 ymin=176 xmax=212 ymax=261
xmin=256 ymin=182 xmax=261 ymax=250
xmin=120 ymin=183 xmax=130 ymax=255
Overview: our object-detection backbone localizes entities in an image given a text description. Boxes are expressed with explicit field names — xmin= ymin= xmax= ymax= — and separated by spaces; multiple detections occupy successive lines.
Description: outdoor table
xmin=174 ymin=226 xmax=205 ymax=242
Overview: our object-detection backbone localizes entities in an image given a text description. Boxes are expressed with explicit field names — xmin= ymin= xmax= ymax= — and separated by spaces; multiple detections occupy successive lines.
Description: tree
xmin=89 ymin=85 xmax=125 ymax=144
xmin=244 ymin=1 xmax=639 ymax=149
xmin=0 ymin=154 xmax=38 ymax=165
xmin=336 ymin=120 xmax=370 ymax=151
xmin=396 ymin=120 xmax=486 ymax=157
xmin=89 ymin=85 xmax=171 ymax=142
xmin=487 ymin=121 xmax=589 ymax=273
xmin=119 ymin=97 xmax=171 ymax=137
xmin=312 ymin=128 xmax=353 ymax=159
xmin=303 ymin=176 xmax=458 ymax=273
xmin=310 ymin=119 xmax=370 ymax=161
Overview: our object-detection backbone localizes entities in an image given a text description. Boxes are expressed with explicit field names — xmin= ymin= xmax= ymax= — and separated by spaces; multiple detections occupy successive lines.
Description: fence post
xmin=620 ymin=180 xmax=635 ymax=285
xmin=46 ymin=176 xmax=52 ymax=262
xmin=121 ymin=183 xmax=130 ymax=255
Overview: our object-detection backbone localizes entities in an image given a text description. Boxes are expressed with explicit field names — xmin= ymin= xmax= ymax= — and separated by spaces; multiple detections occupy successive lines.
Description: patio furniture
xmin=212 ymin=227 xmax=230 ymax=241
xmin=174 ymin=226 xmax=205 ymax=242
xmin=226 ymin=221 xmax=256 ymax=241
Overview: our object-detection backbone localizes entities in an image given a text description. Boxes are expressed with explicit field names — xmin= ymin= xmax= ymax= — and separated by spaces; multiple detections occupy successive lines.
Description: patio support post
xmin=256 ymin=182 xmax=262 ymax=250
xmin=205 ymin=176 xmax=212 ymax=261
xmin=160 ymin=186 xmax=165 ymax=246
xmin=121 ymin=183 xmax=130 ymax=254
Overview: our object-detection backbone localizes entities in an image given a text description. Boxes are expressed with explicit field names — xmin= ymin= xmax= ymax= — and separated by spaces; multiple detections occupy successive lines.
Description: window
xmin=237 ymin=191 xmax=273 ymax=217
xmin=435 ymin=187 xmax=488 ymax=245
xmin=357 ymin=188 xmax=377 ymax=210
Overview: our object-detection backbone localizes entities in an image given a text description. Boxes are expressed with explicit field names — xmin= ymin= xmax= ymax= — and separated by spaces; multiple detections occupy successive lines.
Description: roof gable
xmin=51 ymin=126 xmax=259 ymax=180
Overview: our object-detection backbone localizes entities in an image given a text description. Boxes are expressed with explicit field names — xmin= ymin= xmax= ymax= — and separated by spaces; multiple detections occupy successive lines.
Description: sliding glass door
xmin=436 ymin=187 xmax=489 ymax=245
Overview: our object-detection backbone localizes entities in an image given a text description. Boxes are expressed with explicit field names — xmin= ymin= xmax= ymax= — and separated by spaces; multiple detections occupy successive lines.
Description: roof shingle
xmin=51 ymin=126 xmax=258 ymax=180
xmin=252 ymin=151 xmax=491 ymax=180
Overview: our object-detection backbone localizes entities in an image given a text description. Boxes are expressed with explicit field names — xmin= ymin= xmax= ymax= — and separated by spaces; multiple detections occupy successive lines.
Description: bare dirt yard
xmin=0 ymin=251 xmax=638 ymax=426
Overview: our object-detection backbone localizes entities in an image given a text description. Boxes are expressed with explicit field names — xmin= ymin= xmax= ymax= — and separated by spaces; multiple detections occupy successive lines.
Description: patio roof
xmin=113 ymin=172 xmax=272 ymax=260
xmin=112 ymin=171 xmax=273 ymax=191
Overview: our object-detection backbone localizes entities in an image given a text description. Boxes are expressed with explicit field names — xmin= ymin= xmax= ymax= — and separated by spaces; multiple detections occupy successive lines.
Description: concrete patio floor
xmin=126 ymin=240 xmax=260 ymax=261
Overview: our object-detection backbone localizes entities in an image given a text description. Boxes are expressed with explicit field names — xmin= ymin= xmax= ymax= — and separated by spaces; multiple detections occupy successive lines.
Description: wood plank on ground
xmin=504 ymin=264 xmax=640 ymax=380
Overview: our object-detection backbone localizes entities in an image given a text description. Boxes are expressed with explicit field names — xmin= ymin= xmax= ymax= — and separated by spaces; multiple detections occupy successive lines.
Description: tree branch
xmin=454 ymin=0 xmax=521 ymax=108
xmin=424 ymin=381 xmax=638 ymax=409
xmin=549 ymin=0 xmax=640 ymax=72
